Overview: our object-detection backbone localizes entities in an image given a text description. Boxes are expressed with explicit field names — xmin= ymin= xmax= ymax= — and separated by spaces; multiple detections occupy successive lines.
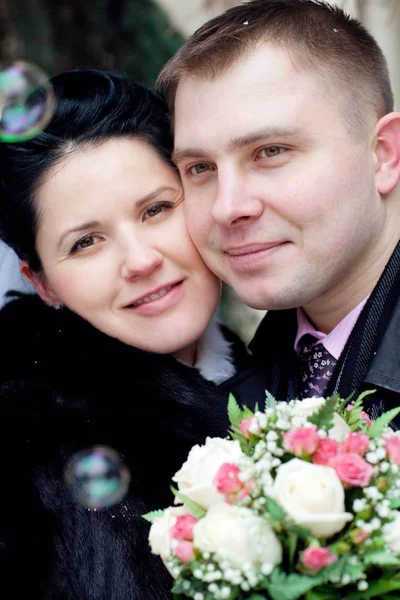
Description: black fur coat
xmin=0 ymin=294 xmax=264 ymax=599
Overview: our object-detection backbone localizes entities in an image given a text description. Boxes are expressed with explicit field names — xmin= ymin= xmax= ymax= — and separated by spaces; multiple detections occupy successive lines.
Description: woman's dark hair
xmin=0 ymin=68 xmax=174 ymax=271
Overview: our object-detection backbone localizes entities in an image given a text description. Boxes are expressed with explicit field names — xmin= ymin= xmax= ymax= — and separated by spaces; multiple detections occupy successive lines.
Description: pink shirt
xmin=294 ymin=297 xmax=369 ymax=360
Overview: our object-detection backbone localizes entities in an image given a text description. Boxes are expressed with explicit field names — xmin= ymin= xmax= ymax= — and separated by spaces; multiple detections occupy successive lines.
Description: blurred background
xmin=0 ymin=0 xmax=399 ymax=342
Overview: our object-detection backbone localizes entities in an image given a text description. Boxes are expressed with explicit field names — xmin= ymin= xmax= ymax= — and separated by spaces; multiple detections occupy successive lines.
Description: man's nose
xmin=211 ymin=172 xmax=264 ymax=228
xmin=120 ymin=235 xmax=163 ymax=281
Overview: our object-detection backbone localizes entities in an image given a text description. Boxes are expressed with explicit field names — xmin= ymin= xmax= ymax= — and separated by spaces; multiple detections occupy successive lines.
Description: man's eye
xmin=188 ymin=163 xmax=213 ymax=175
xmin=258 ymin=146 xmax=285 ymax=158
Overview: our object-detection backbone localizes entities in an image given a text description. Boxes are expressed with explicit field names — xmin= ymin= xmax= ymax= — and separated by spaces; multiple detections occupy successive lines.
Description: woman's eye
xmin=258 ymin=146 xmax=285 ymax=159
xmin=142 ymin=201 xmax=174 ymax=222
xmin=188 ymin=163 xmax=213 ymax=176
xmin=70 ymin=234 xmax=101 ymax=254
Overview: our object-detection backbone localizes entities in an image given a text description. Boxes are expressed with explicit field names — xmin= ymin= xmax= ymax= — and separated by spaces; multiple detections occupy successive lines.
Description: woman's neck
xmin=172 ymin=342 xmax=197 ymax=366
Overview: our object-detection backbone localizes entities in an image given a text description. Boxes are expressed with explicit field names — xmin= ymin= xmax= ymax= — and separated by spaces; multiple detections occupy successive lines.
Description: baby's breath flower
xmin=366 ymin=452 xmax=378 ymax=464
xmin=377 ymin=504 xmax=390 ymax=518
xmin=261 ymin=562 xmax=274 ymax=575
xmin=375 ymin=447 xmax=387 ymax=461
xmin=364 ymin=487 xmax=383 ymax=502
xmin=353 ymin=499 xmax=367 ymax=512
xmin=357 ymin=581 xmax=368 ymax=591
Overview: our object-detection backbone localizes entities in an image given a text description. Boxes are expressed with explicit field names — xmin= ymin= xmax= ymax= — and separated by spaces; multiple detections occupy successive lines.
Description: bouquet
xmin=145 ymin=392 xmax=400 ymax=599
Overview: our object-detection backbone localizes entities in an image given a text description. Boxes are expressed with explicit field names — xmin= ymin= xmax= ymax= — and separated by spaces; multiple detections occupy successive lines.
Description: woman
xmin=0 ymin=69 xmax=265 ymax=599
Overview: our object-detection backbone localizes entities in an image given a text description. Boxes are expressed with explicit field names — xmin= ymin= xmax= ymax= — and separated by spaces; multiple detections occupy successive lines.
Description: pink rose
xmin=170 ymin=514 xmax=198 ymax=541
xmin=341 ymin=433 xmax=370 ymax=456
xmin=385 ymin=435 xmax=400 ymax=464
xmin=214 ymin=463 xmax=242 ymax=494
xmin=239 ymin=416 xmax=260 ymax=437
xmin=302 ymin=547 xmax=337 ymax=572
xmin=330 ymin=453 xmax=374 ymax=488
xmin=213 ymin=463 xmax=254 ymax=504
xmin=283 ymin=427 xmax=320 ymax=457
xmin=313 ymin=438 xmax=340 ymax=466
xmin=174 ymin=540 xmax=195 ymax=563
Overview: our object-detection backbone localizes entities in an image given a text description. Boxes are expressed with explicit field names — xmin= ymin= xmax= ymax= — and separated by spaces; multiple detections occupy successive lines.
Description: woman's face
xmin=29 ymin=138 xmax=221 ymax=362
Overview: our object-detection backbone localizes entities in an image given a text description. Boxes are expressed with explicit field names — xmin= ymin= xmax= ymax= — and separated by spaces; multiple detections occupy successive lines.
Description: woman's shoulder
xmin=217 ymin=325 xmax=267 ymax=412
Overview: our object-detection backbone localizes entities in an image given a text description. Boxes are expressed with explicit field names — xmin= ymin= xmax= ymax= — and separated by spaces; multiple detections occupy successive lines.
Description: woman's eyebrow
xmin=57 ymin=186 xmax=179 ymax=249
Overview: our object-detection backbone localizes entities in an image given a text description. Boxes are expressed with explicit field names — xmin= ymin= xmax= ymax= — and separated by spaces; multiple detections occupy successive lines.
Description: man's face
xmin=174 ymin=44 xmax=384 ymax=311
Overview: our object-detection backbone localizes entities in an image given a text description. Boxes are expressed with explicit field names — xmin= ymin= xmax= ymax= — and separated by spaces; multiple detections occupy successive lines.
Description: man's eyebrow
xmin=172 ymin=147 xmax=206 ymax=165
xmin=57 ymin=186 xmax=178 ymax=250
xmin=228 ymin=126 xmax=304 ymax=152
xmin=173 ymin=127 xmax=303 ymax=164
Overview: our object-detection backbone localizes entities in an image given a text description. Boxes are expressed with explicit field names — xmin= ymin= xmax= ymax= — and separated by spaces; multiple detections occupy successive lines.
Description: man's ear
xmin=374 ymin=112 xmax=400 ymax=195
xmin=20 ymin=261 xmax=62 ymax=307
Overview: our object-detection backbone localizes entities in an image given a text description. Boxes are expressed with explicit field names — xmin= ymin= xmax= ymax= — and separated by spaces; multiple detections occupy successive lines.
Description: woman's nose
xmin=120 ymin=238 xmax=163 ymax=281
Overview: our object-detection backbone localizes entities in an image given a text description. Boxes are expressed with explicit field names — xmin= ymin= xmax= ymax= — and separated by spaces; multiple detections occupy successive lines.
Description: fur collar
xmin=194 ymin=313 xmax=236 ymax=384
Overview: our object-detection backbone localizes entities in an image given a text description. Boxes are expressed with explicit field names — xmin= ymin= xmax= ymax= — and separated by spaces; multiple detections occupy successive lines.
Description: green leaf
xmin=390 ymin=498 xmax=400 ymax=509
xmin=142 ymin=509 xmax=164 ymax=523
xmin=267 ymin=569 xmax=321 ymax=600
xmin=356 ymin=389 xmax=376 ymax=406
xmin=266 ymin=496 xmax=287 ymax=521
xmin=318 ymin=555 xmax=346 ymax=583
xmin=286 ymin=522 xmax=312 ymax=540
xmin=305 ymin=589 xmax=339 ymax=600
xmin=364 ymin=551 xmax=400 ymax=566
xmin=288 ymin=533 xmax=298 ymax=566
xmin=228 ymin=393 xmax=243 ymax=428
xmin=170 ymin=487 xmax=206 ymax=519
xmin=266 ymin=390 xmax=277 ymax=409
xmin=368 ymin=406 xmax=400 ymax=439
xmin=348 ymin=577 xmax=400 ymax=599
xmin=308 ymin=395 xmax=339 ymax=430
xmin=247 ymin=595 xmax=267 ymax=600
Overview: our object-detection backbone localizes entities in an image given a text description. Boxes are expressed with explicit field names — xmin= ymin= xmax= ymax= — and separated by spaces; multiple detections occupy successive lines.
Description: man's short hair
xmin=158 ymin=0 xmax=394 ymax=139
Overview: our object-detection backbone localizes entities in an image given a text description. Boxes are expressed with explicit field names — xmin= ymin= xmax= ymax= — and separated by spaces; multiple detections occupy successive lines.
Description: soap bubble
xmin=64 ymin=445 xmax=131 ymax=509
xmin=0 ymin=61 xmax=54 ymax=143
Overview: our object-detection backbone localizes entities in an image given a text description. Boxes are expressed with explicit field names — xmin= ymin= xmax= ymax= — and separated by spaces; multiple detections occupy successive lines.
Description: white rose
xmin=290 ymin=397 xmax=351 ymax=441
xmin=329 ymin=413 xmax=351 ymax=442
xmin=269 ymin=458 xmax=353 ymax=538
xmin=148 ymin=506 xmax=188 ymax=561
xmin=383 ymin=511 xmax=400 ymax=554
xmin=193 ymin=504 xmax=282 ymax=569
xmin=290 ymin=397 xmax=326 ymax=428
xmin=172 ymin=437 xmax=244 ymax=508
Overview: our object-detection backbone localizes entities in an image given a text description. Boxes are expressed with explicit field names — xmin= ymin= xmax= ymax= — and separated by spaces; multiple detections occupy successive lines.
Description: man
xmin=158 ymin=0 xmax=400 ymax=417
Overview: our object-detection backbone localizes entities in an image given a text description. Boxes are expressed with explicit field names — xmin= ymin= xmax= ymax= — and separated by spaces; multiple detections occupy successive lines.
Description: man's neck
xmin=303 ymin=235 xmax=400 ymax=334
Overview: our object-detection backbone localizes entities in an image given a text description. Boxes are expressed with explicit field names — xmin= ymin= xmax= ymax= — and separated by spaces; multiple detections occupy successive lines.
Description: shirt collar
xmin=294 ymin=297 xmax=369 ymax=360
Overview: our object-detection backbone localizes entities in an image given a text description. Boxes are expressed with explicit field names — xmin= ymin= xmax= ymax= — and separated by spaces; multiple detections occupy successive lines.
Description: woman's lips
xmin=124 ymin=281 xmax=184 ymax=315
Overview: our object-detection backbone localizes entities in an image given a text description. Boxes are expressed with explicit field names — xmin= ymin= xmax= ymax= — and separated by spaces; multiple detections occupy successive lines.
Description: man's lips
xmin=224 ymin=242 xmax=286 ymax=256
xmin=224 ymin=242 xmax=289 ymax=270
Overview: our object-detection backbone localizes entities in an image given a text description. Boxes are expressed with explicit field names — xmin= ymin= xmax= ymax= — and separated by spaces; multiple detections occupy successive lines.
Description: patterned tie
xmin=298 ymin=337 xmax=337 ymax=399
